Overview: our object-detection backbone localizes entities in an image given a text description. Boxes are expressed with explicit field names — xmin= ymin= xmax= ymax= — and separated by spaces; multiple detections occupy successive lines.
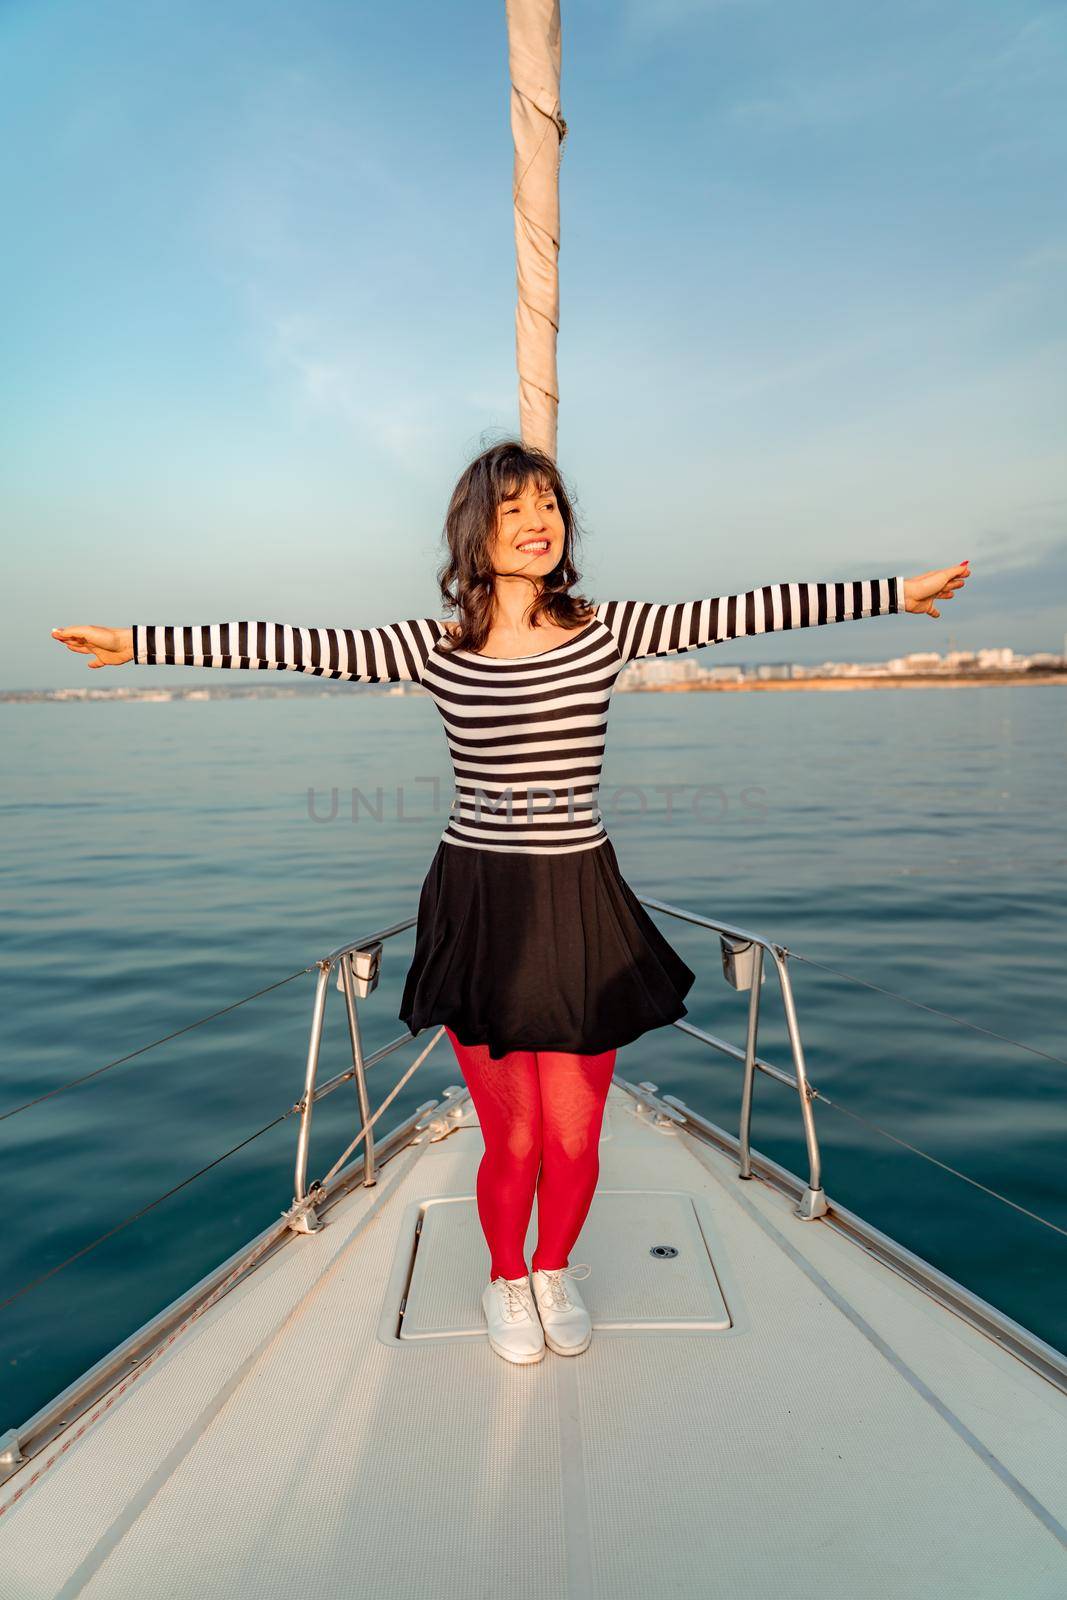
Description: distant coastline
xmin=4 ymin=668 xmax=1065 ymax=702
xmin=642 ymin=670 xmax=1067 ymax=693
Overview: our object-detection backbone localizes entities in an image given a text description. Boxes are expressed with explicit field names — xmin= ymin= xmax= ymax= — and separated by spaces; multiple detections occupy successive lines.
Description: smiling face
xmin=488 ymin=475 xmax=567 ymax=583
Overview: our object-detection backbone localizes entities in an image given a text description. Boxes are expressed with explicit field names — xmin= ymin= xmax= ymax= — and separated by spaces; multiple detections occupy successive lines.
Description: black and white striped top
xmin=133 ymin=574 xmax=906 ymax=855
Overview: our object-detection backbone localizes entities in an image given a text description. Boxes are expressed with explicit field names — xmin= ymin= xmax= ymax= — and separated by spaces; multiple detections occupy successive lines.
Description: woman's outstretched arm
xmin=51 ymin=618 xmax=449 ymax=683
xmin=595 ymin=566 xmax=970 ymax=663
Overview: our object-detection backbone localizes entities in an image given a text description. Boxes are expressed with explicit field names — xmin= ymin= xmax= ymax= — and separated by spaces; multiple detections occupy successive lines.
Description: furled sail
xmin=505 ymin=0 xmax=567 ymax=460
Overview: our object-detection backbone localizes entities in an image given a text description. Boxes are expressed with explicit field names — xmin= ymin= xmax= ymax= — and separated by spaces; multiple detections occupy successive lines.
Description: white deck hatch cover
xmin=397 ymin=1188 xmax=731 ymax=1338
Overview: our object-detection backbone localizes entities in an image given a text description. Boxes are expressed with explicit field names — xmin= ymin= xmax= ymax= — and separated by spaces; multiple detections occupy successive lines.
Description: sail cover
xmin=505 ymin=0 xmax=567 ymax=460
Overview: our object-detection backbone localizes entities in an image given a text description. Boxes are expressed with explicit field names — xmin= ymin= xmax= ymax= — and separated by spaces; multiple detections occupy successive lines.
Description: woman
xmin=51 ymin=439 xmax=970 ymax=1367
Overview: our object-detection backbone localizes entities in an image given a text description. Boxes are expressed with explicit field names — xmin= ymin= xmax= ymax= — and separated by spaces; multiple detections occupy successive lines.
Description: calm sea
xmin=2 ymin=683 xmax=1065 ymax=1428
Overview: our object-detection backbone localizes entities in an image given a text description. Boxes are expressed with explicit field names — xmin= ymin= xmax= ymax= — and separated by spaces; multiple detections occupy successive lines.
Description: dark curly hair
xmin=436 ymin=437 xmax=596 ymax=654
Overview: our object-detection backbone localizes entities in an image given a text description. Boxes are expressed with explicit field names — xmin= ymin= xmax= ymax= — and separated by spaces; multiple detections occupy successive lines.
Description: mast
xmin=504 ymin=0 xmax=567 ymax=460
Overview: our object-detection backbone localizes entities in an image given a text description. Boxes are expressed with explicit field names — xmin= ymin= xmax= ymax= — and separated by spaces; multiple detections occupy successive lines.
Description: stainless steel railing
xmin=286 ymin=915 xmax=461 ymax=1234
xmin=634 ymin=896 xmax=827 ymax=1220
xmin=288 ymin=896 xmax=826 ymax=1229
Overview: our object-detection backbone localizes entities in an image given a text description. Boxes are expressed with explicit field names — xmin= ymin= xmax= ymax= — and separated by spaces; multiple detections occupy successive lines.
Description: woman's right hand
xmin=50 ymin=625 xmax=134 ymax=668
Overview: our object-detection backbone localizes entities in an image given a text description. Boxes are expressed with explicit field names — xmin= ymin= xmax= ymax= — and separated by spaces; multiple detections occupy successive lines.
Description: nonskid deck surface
xmin=3 ymin=1084 xmax=1065 ymax=1599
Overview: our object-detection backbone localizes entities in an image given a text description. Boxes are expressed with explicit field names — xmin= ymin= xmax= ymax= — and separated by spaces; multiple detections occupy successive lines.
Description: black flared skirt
xmin=398 ymin=836 xmax=696 ymax=1059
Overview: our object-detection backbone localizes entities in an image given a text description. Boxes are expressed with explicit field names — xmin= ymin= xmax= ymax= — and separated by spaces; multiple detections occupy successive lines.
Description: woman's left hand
xmin=902 ymin=563 xmax=971 ymax=619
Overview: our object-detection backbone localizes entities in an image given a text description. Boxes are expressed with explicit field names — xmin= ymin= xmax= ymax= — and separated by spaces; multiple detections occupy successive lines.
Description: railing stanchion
xmin=737 ymin=943 xmax=764 ymax=1180
xmin=294 ymin=958 xmax=332 ymax=1207
xmin=339 ymin=953 xmax=376 ymax=1188
xmin=771 ymin=947 xmax=827 ymax=1219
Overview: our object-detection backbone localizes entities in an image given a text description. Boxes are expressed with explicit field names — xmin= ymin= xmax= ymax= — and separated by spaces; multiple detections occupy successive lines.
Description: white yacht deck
xmin=3 ymin=1080 xmax=1065 ymax=1598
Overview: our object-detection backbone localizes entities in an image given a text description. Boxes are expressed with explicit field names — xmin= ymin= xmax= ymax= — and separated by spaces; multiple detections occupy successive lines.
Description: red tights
xmin=445 ymin=1027 xmax=617 ymax=1283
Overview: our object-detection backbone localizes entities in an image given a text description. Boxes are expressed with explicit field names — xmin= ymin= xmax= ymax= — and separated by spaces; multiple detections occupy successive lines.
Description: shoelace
xmin=534 ymin=1263 xmax=591 ymax=1311
xmin=496 ymin=1276 xmax=537 ymax=1321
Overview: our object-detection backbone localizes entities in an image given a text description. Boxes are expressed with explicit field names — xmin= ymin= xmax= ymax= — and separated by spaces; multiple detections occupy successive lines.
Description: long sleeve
xmin=131 ymin=618 xmax=447 ymax=684
xmin=595 ymin=575 xmax=907 ymax=664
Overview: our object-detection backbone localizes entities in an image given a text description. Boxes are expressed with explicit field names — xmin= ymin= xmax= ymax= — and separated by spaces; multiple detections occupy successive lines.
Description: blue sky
xmin=4 ymin=0 xmax=1065 ymax=686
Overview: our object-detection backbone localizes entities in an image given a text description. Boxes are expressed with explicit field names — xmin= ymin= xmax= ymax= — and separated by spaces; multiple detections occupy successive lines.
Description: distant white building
xmin=622 ymin=658 xmax=707 ymax=687
xmin=888 ymin=652 xmax=941 ymax=674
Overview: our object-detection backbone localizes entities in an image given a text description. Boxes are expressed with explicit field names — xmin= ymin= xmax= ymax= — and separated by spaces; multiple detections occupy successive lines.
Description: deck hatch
xmin=396 ymin=1188 xmax=731 ymax=1338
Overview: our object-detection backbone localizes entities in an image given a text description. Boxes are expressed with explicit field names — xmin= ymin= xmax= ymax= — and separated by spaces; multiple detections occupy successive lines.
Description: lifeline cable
xmin=790 ymin=950 xmax=1067 ymax=1068
xmin=0 ymin=966 xmax=317 ymax=1122
xmin=810 ymin=1089 xmax=1067 ymax=1239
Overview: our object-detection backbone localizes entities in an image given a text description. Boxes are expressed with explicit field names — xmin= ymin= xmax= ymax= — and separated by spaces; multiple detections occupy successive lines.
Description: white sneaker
xmin=481 ymin=1274 xmax=546 ymax=1365
xmin=530 ymin=1264 xmax=593 ymax=1355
